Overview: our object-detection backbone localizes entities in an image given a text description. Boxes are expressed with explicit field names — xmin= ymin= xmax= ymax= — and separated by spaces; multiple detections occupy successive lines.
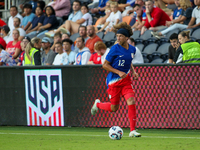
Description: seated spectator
xmin=52 ymin=42 xmax=65 ymax=65
xmin=0 ymin=25 xmax=10 ymax=44
xmin=0 ymin=19 xmax=6 ymax=27
xmin=51 ymin=32 xmax=62 ymax=52
xmin=152 ymin=0 xmax=195 ymax=38
xmin=88 ymin=41 xmax=109 ymax=64
xmin=17 ymin=36 xmax=31 ymax=66
xmin=154 ymin=0 xmax=173 ymax=16
xmin=86 ymin=25 xmax=102 ymax=54
xmin=51 ymin=0 xmax=71 ymax=18
xmin=49 ymin=5 xmax=92 ymax=36
xmin=23 ymin=37 xmax=41 ymax=66
xmin=173 ymin=30 xmax=200 ymax=63
xmin=97 ymin=2 xmax=122 ymax=34
xmin=21 ymin=4 xmax=36 ymax=31
xmin=171 ymin=0 xmax=182 ymax=20
xmin=75 ymin=36 xmax=91 ymax=65
xmin=67 ymin=0 xmax=82 ymax=21
xmin=0 ymin=44 xmax=16 ymax=66
xmin=62 ymin=33 xmax=70 ymax=40
xmin=37 ymin=0 xmax=46 ymax=11
xmin=127 ymin=38 xmax=144 ymax=64
xmin=41 ymin=37 xmax=56 ymax=65
xmin=119 ymin=0 xmax=136 ymax=17
xmin=20 ymin=0 xmax=38 ymax=14
xmin=168 ymin=33 xmax=179 ymax=63
xmin=5 ymin=29 xmax=22 ymax=59
xmin=90 ymin=0 xmax=109 ymax=17
xmin=8 ymin=6 xmax=23 ymax=32
xmin=26 ymin=6 xmax=45 ymax=35
xmin=0 ymin=37 xmax=7 ymax=50
xmin=8 ymin=17 xmax=26 ymax=42
xmin=141 ymin=0 xmax=171 ymax=35
xmin=131 ymin=4 xmax=146 ymax=31
xmin=62 ymin=39 xmax=76 ymax=65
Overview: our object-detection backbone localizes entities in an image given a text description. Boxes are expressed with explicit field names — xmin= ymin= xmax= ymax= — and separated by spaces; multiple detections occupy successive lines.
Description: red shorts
xmin=107 ymin=75 xmax=135 ymax=105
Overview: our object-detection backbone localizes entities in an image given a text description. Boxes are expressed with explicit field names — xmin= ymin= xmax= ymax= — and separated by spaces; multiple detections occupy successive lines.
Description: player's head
xmin=169 ymin=33 xmax=178 ymax=48
xmin=113 ymin=22 xmax=133 ymax=46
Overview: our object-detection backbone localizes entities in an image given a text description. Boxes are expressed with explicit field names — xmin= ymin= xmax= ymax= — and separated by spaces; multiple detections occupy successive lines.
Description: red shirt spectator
xmin=89 ymin=52 xmax=102 ymax=64
xmin=0 ymin=37 xmax=7 ymax=49
xmin=0 ymin=19 xmax=6 ymax=27
xmin=144 ymin=7 xmax=171 ymax=28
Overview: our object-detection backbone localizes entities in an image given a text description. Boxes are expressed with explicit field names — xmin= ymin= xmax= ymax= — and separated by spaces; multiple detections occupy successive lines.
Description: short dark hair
xmin=23 ymin=3 xmax=32 ymax=9
xmin=14 ymin=17 xmax=21 ymax=23
xmin=78 ymin=25 xmax=87 ymax=32
xmin=73 ymin=0 xmax=81 ymax=6
xmin=37 ymin=1 xmax=46 ymax=10
xmin=169 ymin=33 xmax=178 ymax=40
xmin=54 ymin=32 xmax=62 ymax=38
xmin=62 ymin=39 xmax=73 ymax=45
xmin=10 ymin=6 xmax=18 ymax=11
xmin=129 ymin=37 xmax=135 ymax=43
xmin=77 ymin=36 xmax=85 ymax=43
xmin=133 ymin=4 xmax=141 ymax=8
xmin=81 ymin=4 xmax=89 ymax=11
xmin=55 ymin=42 xmax=62 ymax=46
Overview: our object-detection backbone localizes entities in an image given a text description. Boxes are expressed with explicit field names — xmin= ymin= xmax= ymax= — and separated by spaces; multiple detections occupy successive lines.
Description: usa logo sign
xmin=24 ymin=69 xmax=64 ymax=126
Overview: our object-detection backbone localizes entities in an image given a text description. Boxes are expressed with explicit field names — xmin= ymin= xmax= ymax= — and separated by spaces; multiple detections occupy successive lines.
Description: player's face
xmin=134 ymin=6 xmax=142 ymax=16
xmin=116 ymin=34 xmax=127 ymax=45
xmin=170 ymin=39 xmax=178 ymax=48
xmin=63 ymin=42 xmax=71 ymax=51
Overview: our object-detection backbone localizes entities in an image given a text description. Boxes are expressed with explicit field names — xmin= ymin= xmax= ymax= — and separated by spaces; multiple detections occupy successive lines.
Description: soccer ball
xmin=108 ymin=126 xmax=123 ymax=140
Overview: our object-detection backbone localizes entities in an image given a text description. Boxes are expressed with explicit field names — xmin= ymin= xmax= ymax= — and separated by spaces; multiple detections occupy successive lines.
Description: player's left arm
xmin=130 ymin=64 xmax=138 ymax=80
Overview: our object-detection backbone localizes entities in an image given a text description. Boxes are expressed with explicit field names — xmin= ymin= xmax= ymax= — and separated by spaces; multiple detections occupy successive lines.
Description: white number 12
xmin=118 ymin=60 xmax=125 ymax=66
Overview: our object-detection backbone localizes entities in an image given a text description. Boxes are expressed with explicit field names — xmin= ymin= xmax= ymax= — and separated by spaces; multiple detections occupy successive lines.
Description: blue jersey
xmin=105 ymin=44 xmax=136 ymax=86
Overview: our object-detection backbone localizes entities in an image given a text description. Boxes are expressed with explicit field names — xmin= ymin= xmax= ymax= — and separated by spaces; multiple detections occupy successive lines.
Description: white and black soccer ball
xmin=108 ymin=126 xmax=123 ymax=140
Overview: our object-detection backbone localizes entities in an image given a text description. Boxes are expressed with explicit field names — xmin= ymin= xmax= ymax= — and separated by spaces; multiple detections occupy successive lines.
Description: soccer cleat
xmin=45 ymin=32 xmax=54 ymax=38
xmin=91 ymin=99 xmax=100 ymax=115
xmin=129 ymin=130 xmax=141 ymax=137
xmin=60 ymin=28 xmax=70 ymax=35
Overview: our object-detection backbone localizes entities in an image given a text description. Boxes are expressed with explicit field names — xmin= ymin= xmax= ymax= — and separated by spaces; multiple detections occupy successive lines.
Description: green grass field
xmin=0 ymin=126 xmax=199 ymax=150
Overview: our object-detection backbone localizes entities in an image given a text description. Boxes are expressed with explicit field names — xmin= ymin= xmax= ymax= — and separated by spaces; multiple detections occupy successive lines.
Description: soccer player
xmin=91 ymin=22 xmax=141 ymax=137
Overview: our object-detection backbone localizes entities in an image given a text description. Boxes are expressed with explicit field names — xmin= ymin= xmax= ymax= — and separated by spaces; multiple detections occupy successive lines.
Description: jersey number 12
xmin=118 ymin=60 xmax=125 ymax=66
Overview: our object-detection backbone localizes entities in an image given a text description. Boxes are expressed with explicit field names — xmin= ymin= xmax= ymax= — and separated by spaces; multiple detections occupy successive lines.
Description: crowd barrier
xmin=0 ymin=64 xmax=199 ymax=129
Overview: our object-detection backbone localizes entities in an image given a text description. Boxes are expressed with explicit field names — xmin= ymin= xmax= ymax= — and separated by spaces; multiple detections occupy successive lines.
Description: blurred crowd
xmin=0 ymin=0 xmax=200 ymax=66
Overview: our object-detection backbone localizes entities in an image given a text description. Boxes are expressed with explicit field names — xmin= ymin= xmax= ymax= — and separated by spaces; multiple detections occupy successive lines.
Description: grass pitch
xmin=0 ymin=126 xmax=199 ymax=150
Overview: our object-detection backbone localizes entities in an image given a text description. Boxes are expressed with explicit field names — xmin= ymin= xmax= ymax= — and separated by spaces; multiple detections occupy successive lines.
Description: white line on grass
xmin=0 ymin=132 xmax=200 ymax=139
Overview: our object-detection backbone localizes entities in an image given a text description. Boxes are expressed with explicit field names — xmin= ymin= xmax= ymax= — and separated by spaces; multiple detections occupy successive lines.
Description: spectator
xmin=37 ymin=1 xmax=46 ymax=11
xmin=51 ymin=32 xmax=62 ymax=52
xmin=41 ymin=37 xmax=56 ymax=65
xmin=152 ymin=0 xmax=194 ymax=38
xmin=52 ymin=42 xmax=65 ymax=65
xmin=0 ymin=44 xmax=16 ymax=66
xmin=23 ymin=37 xmax=41 ymax=66
xmin=20 ymin=0 xmax=39 ymax=14
xmin=97 ymin=2 xmax=122 ymax=34
xmin=8 ymin=17 xmax=26 ymax=42
xmin=173 ymin=30 xmax=200 ymax=63
xmin=90 ymin=0 xmax=109 ymax=16
xmin=0 ymin=37 xmax=7 ymax=50
xmin=172 ymin=0 xmax=182 ymax=20
xmin=62 ymin=33 xmax=70 ymax=40
xmin=88 ymin=41 xmax=109 ymax=64
xmin=26 ymin=6 xmax=45 ymax=34
xmin=68 ymin=0 xmax=83 ymax=22
xmin=0 ymin=19 xmax=6 ymax=27
xmin=62 ymin=39 xmax=76 ymax=65
xmin=51 ymin=0 xmax=71 ymax=18
xmin=48 ymin=5 xmax=92 ymax=36
xmin=131 ymin=4 xmax=146 ymax=31
xmin=85 ymin=25 xmax=102 ymax=54
xmin=154 ymin=0 xmax=173 ymax=16
xmin=0 ymin=25 xmax=10 ymax=44
xmin=75 ymin=36 xmax=91 ymax=65
xmin=8 ymin=6 xmax=23 ymax=31
xmin=17 ymin=36 xmax=31 ymax=66
xmin=119 ymin=0 xmax=136 ymax=17
xmin=141 ymin=0 xmax=171 ymax=35
xmin=21 ymin=3 xmax=36 ymax=31
xmin=5 ymin=29 xmax=22 ymax=59
xmin=127 ymin=37 xmax=144 ymax=64
xmin=168 ymin=33 xmax=179 ymax=63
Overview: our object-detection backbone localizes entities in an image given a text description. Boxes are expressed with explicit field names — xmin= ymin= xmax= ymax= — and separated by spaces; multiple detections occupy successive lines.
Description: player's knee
xmin=111 ymin=105 xmax=119 ymax=112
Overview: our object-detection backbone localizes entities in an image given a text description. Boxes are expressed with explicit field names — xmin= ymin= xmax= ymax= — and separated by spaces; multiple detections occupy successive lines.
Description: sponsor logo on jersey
xmin=24 ymin=69 xmax=64 ymax=126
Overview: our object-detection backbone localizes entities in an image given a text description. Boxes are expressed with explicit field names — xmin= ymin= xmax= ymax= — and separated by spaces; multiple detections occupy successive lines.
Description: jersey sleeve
xmin=105 ymin=46 xmax=116 ymax=63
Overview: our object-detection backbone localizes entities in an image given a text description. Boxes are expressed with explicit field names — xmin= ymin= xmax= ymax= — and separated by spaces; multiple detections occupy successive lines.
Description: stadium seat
xmin=122 ymin=16 xmax=132 ymax=25
xmin=157 ymin=43 xmax=171 ymax=54
xmin=96 ymin=31 xmax=104 ymax=39
xmin=157 ymin=37 xmax=169 ymax=45
xmin=134 ymin=38 xmax=144 ymax=44
xmin=56 ymin=17 xmax=64 ymax=27
xmin=140 ymin=30 xmax=152 ymax=40
xmin=131 ymin=30 xmax=141 ymax=39
xmin=144 ymin=58 xmax=149 ymax=63
xmin=190 ymin=36 xmax=196 ymax=42
xmin=146 ymin=37 xmax=158 ymax=44
xmin=142 ymin=43 xmax=158 ymax=54
xmin=70 ymin=33 xmax=80 ymax=42
xmin=165 ymin=29 xmax=179 ymax=39
xmin=135 ymin=43 xmax=144 ymax=51
xmin=191 ymin=28 xmax=200 ymax=39
xmin=103 ymin=32 xmax=116 ymax=42
xmin=150 ymin=58 xmax=164 ymax=63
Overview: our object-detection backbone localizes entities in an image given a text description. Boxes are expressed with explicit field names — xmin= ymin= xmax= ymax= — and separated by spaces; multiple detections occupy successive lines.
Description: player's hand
xmin=118 ymin=71 xmax=127 ymax=79
xmin=133 ymin=72 xmax=139 ymax=80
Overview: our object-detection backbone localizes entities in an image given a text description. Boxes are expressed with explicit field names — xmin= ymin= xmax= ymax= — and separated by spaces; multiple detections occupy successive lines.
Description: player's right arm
xmin=103 ymin=60 xmax=127 ymax=78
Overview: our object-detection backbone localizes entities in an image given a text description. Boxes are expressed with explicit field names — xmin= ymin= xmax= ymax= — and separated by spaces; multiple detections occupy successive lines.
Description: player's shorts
xmin=107 ymin=75 xmax=135 ymax=105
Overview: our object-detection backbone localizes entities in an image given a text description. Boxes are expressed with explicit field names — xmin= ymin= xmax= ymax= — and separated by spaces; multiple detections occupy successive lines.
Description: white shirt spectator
xmin=61 ymin=51 xmax=76 ymax=65
xmin=8 ymin=13 xmax=23 ymax=31
xmin=132 ymin=47 xmax=144 ymax=64
xmin=81 ymin=13 xmax=93 ymax=26
xmin=192 ymin=6 xmax=200 ymax=24
xmin=106 ymin=11 xmax=122 ymax=30
xmin=53 ymin=53 xmax=65 ymax=65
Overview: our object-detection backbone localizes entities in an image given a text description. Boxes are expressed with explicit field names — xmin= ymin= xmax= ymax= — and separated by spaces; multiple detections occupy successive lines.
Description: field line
xmin=0 ymin=132 xmax=200 ymax=139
